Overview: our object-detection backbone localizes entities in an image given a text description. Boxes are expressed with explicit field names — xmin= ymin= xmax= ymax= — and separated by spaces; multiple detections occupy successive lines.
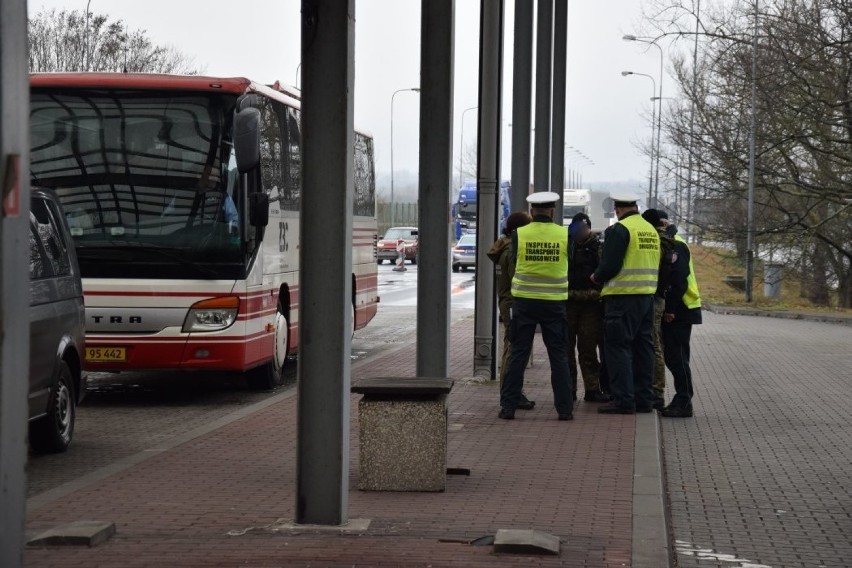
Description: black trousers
xmin=500 ymin=298 xmax=573 ymax=415
xmin=602 ymin=295 xmax=656 ymax=410
xmin=662 ymin=319 xmax=694 ymax=409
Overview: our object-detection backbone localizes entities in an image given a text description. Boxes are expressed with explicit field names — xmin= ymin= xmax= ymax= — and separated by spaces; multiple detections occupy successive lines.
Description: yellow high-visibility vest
xmin=601 ymin=214 xmax=660 ymax=296
xmin=675 ymin=234 xmax=702 ymax=309
xmin=511 ymin=222 xmax=569 ymax=300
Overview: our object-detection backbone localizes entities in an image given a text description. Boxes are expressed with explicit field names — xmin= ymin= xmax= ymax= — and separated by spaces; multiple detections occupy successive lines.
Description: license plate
xmin=86 ymin=347 xmax=127 ymax=362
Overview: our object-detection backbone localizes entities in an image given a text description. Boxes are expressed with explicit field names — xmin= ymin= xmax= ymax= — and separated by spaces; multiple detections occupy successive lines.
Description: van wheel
xmin=247 ymin=311 xmax=288 ymax=390
xmin=30 ymin=361 xmax=76 ymax=454
xmin=452 ymin=264 xmax=460 ymax=273
xmin=377 ymin=259 xmax=383 ymax=265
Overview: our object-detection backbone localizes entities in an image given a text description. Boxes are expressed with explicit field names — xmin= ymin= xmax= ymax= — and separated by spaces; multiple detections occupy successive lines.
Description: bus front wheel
xmin=247 ymin=311 xmax=288 ymax=390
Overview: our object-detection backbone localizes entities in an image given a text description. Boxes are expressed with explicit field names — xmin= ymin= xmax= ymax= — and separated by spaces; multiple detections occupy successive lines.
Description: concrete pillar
xmin=296 ymin=0 xmax=355 ymax=525
xmin=510 ymin=0 xmax=534 ymax=213
xmin=550 ymin=0 xmax=568 ymax=223
xmin=416 ymin=0 xmax=454 ymax=379
xmin=0 ymin=1 xmax=31 ymax=565
xmin=533 ymin=0 xmax=553 ymax=193
xmin=472 ymin=0 xmax=504 ymax=379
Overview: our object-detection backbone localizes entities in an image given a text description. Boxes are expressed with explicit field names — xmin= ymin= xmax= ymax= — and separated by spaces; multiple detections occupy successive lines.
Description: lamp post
xmin=458 ymin=106 xmax=478 ymax=187
xmin=745 ymin=0 xmax=759 ymax=302
xmin=622 ymin=71 xmax=656 ymax=207
xmin=624 ymin=35 xmax=664 ymax=208
xmin=390 ymin=87 xmax=420 ymax=228
xmin=84 ymin=0 xmax=92 ymax=71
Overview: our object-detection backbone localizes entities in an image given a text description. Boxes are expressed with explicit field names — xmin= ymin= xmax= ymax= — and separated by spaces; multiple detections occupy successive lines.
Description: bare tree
xmin=29 ymin=8 xmax=203 ymax=74
xmin=645 ymin=0 xmax=852 ymax=307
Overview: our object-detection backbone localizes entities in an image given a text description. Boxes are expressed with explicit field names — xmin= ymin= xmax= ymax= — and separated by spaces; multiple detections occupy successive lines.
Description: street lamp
xmin=390 ymin=87 xmax=420 ymax=228
xmin=622 ymin=70 xmax=657 ymax=207
xmin=624 ymin=35 xmax=665 ymax=209
xmin=458 ymin=106 xmax=478 ymax=187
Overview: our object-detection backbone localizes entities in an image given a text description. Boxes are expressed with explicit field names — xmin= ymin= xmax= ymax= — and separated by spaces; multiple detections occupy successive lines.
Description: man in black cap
xmin=591 ymin=194 xmax=660 ymax=414
xmin=640 ymin=208 xmax=677 ymax=410
xmin=566 ymin=212 xmax=608 ymax=402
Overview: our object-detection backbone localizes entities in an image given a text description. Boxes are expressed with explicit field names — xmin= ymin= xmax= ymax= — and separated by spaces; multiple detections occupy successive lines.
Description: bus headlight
xmin=182 ymin=296 xmax=240 ymax=332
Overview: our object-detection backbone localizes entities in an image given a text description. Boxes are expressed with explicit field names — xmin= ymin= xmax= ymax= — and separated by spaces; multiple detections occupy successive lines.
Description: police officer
xmin=499 ymin=192 xmax=574 ymax=421
xmin=660 ymin=223 xmax=702 ymax=418
xmin=591 ymin=194 xmax=660 ymax=414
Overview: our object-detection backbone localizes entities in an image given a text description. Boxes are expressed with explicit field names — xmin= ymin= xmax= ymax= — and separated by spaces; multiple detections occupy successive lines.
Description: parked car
xmin=28 ymin=188 xmax=86 ymax=453
xmin=451 ymin=234 xmax=477 ymax=272
xmin=377 ymin=226 xmax=418 ymax=264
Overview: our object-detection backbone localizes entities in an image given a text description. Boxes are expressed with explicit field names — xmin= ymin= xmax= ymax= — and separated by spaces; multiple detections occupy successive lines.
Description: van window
xmin=31 ymin=198 xmax=70 ymax=277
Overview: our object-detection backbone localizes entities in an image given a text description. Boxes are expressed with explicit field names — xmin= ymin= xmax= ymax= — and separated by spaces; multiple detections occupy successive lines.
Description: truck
xmin=452 ymin=180 xmax=511 ymax=239
xmin=563 ymin=188 xmax=616 ymax=234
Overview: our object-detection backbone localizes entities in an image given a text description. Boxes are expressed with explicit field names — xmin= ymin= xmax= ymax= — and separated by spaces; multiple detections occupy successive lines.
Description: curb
xmin=704 ymin=303 xmax=852 ymax=326
xmin=632 ymin=412 xmax=671 ymax=568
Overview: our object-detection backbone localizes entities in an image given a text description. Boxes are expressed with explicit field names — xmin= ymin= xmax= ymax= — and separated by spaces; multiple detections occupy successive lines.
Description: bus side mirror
xmin=234 ymin=107 xmax=261 ymax=173
xmin=249 ymin=192 xmax=269 ymax=227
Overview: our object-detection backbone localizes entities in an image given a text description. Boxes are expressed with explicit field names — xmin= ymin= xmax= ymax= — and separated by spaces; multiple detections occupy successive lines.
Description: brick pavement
xmin=661 ymin=311 xmax=852 ymax=568
xmin=26 ymin=316 xmax=639 ymax=567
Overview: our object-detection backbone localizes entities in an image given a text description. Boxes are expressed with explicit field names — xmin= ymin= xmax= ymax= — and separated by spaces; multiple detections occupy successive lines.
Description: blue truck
xmin=452 ymin=180 xmax=511 ymax=240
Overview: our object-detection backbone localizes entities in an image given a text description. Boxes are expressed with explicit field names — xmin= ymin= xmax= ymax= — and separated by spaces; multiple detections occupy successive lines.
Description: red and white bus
xmin=29 ymin=73 xmax=379 ymax=389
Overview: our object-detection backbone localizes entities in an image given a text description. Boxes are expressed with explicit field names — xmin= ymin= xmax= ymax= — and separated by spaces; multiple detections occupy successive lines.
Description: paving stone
xmin=27 ymin=521 xmax=115 ymax=547
xmin=493 ymin=529 xmax=561 ymax=555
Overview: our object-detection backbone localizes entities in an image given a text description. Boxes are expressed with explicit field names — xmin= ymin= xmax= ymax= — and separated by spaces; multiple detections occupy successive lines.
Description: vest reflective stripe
xmin=675 ymin=235 xmax=702 ymax=309
xmin=511 ymin=222 xmax=569 ymax=300
xmin=601 ymin=214 xmax=660 ymax=296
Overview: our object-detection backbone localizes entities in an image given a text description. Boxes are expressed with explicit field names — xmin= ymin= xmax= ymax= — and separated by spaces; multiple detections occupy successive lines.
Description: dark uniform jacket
xmin=665 ymin=239 xmax=703 ymax=325
xmin=568 ymin=234 xmax=602 ymax=301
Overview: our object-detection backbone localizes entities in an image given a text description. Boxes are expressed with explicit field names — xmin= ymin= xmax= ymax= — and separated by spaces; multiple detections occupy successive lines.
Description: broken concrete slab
xmin=493 ymin=529 xmax=561 ymax=556
xmin=27 ymin=521 xmax=116 ymax=547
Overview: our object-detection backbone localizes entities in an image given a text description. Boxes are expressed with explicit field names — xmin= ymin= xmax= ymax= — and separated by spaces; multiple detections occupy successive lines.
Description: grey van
xmin=28 ymin=188 xmax=86 ymax=453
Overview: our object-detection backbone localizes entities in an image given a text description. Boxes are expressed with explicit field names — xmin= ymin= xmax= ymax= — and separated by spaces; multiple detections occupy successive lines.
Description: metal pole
xmin=652 ymin=43 xmax=663 ymax=209
xmin=417 ymin=0 xmax=454 ymax=378
xmin=745 ymin=0 xmax=758 ymax=303
xmin=459 ymin=105 xmax=477 ymax=186
xmin=551 ymin=0 xmax=568 ymax=223
xmin=84 ymin=0 xmax=92 ymax=71
xmin=0 ymin=0 xmax=31 ymax=564
xmin=296 ymin=0 xmax=355 ymax=525
xmin=472 ymin=0 xmax=504 ymax=379
xmin=510 ymin=0 xmax=534 ymax=212
xmin=533 ymin=0 xmax=553 ymax=194
xmin=685 ymin=0 xmax=701 ymax=235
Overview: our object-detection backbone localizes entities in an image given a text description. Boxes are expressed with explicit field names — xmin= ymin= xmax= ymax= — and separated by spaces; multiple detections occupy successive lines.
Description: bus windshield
xmin=29 ymin=90 xmax=246 ymax=279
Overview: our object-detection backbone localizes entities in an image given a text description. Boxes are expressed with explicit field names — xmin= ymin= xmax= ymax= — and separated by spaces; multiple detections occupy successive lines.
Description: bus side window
xmin=353 ymin=133 xmax=376 ymax=217
xmin=281 ymin=107 xmax=301 ymax=212
xmin=258 ymin=98 xmax=285 ymax=203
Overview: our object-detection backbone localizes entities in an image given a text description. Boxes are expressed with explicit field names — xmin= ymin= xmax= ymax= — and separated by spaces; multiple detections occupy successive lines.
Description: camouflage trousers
xmin=652 ymin=296 xmax=666 ymax=398
xmin=565 ymin=298 xmax=602 ymax=394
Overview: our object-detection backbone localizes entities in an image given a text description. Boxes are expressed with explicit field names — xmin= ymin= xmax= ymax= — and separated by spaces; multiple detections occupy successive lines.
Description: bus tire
xmin=247 ymin=311 xmax=288 ymax=390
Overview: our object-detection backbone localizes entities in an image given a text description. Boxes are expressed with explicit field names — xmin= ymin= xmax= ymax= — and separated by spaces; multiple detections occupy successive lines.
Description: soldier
xmin=641 ymin=209 xmax=676 ymax=410
xmin=487 ymin=211 xmax=535 ymax=410
xmin=591 ymin=194 xmax=660 ymax=414
xmin=499 ymin=192 xmax=574 ymax=421
xmin=660 ymin=223 xmax=702 ymax=418
xmin=566 ymin=212 xmax=608 ymax=402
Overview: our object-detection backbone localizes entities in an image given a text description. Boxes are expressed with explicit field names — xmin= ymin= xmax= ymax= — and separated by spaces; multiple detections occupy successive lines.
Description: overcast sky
xmin=30 ymin=0 xmax=675 ymax=190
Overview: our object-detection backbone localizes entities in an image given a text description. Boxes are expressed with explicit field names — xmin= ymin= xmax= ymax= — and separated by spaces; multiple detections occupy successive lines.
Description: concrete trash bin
xmin=351 ymin=377 xmax=454 ymax=492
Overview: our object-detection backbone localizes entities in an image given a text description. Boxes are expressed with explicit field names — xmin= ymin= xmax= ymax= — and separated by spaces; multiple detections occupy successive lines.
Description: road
xmin=26 ymin=262 xmax=480 ymax=497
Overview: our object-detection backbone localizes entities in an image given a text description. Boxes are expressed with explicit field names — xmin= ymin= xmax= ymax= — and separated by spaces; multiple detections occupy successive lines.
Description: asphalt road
xmin=26 ymin=263 xmax=478 ymax=497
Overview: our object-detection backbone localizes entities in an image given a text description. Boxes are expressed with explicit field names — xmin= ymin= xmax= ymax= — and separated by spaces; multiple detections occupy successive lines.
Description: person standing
xmin=499 ymin=192 xmax=574 ymax=421
xmin=487 ymin=211 xmax=535 ymax=410
xmin=591 ymin=194 xmax=660 ymax=414
xmin=660 ymin=223 xmax=702 ymax=418
xmin=566 ymin=213 xmax=608 ymax=402
xmin=641 ymin=209 xmax=676 ymax=410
